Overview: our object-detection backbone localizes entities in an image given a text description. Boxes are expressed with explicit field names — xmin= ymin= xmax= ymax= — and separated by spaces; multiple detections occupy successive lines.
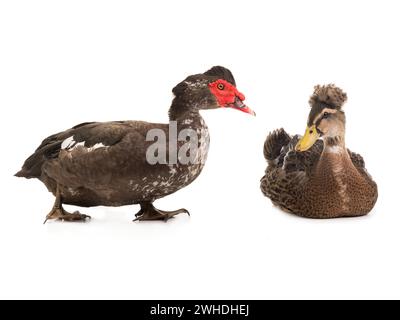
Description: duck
xmin=260 ymin=84 xmax=378 ymax=218
xmin=16 ymin=66 xmax=255 ymax=223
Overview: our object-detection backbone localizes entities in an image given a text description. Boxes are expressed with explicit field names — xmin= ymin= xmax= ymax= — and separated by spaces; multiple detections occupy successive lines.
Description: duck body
xmin=261 ymin=84 xmax=378 ymax=219
xmin=16 ymin=66 xmax=254 ymax=222
xmin=261 ymin=131 xmax=378 ymax=218
xmin=18 ymin=115 xmax=209 ymax=208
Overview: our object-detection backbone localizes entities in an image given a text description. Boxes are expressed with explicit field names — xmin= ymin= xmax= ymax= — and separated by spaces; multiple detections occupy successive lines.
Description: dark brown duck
xmin=261 ymin=84 xmax=378 ymax=218
xmin=16 ymin=66 xmax=255 ymax=222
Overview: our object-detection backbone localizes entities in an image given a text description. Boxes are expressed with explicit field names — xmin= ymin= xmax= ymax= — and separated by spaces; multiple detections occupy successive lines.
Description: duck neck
xmin=323 ymin=135 xmax=346 ymax=154
xmin=168 ymin=97 xmax=205 ymax=128
xmin=319 ymin=134 xmax=351 ymax=170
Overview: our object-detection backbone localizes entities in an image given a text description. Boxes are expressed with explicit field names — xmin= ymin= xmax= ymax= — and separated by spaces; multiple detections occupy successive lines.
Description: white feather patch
xmin=61 ymin=136 xmax=108 ymax=152
xmin=61 ymin=136 xmax=75 ymax=149
xmin=325 ymin=145 xmax=344 ymax=154
xmin=87 ymin=143 xmax=107 ymax=151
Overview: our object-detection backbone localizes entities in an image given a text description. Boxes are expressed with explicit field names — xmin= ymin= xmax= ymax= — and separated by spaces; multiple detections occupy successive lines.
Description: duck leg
xmin=133 ymin=202 xmax=189 ymax=222
xmin=43 ymin=186 xmax=91 ymax=224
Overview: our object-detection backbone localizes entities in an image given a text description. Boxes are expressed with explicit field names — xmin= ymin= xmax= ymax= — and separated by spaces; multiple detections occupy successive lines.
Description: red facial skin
xmin=208 ymin=79 xmax=255 ymax=116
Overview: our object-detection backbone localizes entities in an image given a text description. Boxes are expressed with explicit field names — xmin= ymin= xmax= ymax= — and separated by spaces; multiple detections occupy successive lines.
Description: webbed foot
xmin=44 ymin=208 xmax=91 ymax=224
xmin=133 ymin=203 xmax=189 ymax=222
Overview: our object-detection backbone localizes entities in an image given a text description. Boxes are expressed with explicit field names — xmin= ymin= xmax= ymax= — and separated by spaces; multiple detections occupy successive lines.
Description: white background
xmin=0 ymin=0 xmax=398 ymax=299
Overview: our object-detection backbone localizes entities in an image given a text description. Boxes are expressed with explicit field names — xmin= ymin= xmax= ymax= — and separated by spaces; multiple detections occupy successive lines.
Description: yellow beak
xmin=295 ymin=125 xmax=320 ymax=152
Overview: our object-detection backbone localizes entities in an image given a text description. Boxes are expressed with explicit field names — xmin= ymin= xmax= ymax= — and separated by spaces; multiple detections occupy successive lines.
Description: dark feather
xmin=264 ymin=129 xmax=323 ymax=174
xmin=204 ymin=66 xmax=236 ymax=86
xmin=263 ymin=128 xmax=291 ymax=162
xmin=15 ymin=121 xmax=130 ymax=178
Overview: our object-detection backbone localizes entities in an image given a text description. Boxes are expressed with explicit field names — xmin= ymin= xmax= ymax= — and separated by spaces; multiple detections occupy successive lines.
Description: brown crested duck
xmin=16 ymin=66 xmax=255 ymax=222
xmin=261 ymin=84 xmax=378 ymax=218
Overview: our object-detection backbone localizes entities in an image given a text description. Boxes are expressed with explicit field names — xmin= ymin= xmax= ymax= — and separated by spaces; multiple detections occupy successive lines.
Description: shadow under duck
xmin=261 ymin=84 xmax=377 ymax=218
xmin=16 ymin=66 xmax=255 ymax=223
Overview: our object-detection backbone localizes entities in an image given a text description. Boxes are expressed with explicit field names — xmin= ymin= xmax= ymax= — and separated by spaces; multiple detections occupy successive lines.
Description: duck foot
xmin=43 ymin=185 xmax=91 ymax=224
xmin=133 ymin=202 xmax=189 ymax=222
xmin=44 ymin=208 xmax=91 ymax=224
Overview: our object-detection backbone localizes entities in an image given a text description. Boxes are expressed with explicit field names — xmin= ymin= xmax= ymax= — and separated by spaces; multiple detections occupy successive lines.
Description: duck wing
xmin=347 ymin=149 xmax=377 ymax=182
xmin=261 ymin=129 xmax=323 ymax=211
xmin=263 ymin=128 xmax=323 ymax=175
xmin=15 ymin=121 xmax=95 ymax=178
xmin=15 ymin=121 xmax=166 ymax=185
xmin=348 ymin=149 xmax=365 ymax=170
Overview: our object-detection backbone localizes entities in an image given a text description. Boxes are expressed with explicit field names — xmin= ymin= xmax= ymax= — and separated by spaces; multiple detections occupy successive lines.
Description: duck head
xmin=296 ymin=84 xmax=348 ymax=152
xmin=169 ymin=66 xmax=255 ymax=119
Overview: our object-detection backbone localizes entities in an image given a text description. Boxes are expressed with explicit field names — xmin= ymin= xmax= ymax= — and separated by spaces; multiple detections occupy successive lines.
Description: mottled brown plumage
xmin=261 ymin=85 xmax=378 ymax=218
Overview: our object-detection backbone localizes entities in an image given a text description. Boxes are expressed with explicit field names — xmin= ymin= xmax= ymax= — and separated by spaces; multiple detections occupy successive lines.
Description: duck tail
xmin=14 ymin=170 xmax=26 ymax=177
xmin=263 ymin=128 xmax=291 ymax=163
xmin=14 ymin=169 xmax=35 ymax=178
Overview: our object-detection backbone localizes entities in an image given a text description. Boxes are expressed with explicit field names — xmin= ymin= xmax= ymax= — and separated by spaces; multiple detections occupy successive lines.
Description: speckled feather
xmin=260 ymin=129 xmax=378 ymax=218
xmin=16 ymin=119 xmax=209 ymax=207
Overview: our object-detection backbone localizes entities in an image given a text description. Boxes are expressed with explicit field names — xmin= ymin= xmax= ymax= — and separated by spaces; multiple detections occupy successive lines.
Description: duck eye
xmin=217 ymin=83 xmax=225 ymax=90
xmin=322 ymin=112 xmax=330 ymax=119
